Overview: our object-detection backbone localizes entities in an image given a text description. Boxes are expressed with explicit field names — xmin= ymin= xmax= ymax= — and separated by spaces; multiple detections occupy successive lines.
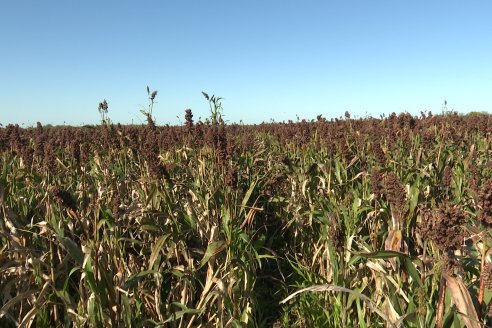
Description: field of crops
xmin=1 ymin=101 xmax=492 ymax=326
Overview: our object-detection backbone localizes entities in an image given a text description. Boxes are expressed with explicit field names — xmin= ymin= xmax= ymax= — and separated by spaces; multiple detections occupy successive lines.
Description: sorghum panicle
xmin=184 ymin=109 xmax=194 ymax=131
xmin=51 ymin=186 xmax=77 ymax=212
xmin=418 ymin=203 xmax=466 ymax=252
xmin=442 ymin=164 xmax=453 ymax=192
xmin=383 ymin=172 xmax=406 ymax=220
xmin=478 ymin=179 xmax=492 ymax=226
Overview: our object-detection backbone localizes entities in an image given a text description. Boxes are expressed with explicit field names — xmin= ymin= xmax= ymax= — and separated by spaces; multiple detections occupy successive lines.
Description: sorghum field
xmin=1 ymin=97 xmax=492 ymax=327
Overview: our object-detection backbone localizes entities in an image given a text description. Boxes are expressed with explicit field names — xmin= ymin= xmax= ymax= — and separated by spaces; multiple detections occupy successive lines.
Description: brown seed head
xmin=478 ymin=179 xmax=492 ymax=226
xmin=418 ymin=203 xmax=466 ymax=252
xmin=98 ymin=99 xmax=108 ymax=113
xmin=370 ymin=170 xmax=383 ymax=199
xmin=51 ymin=186 xmax=77 ymax=212
xmin=184 ymin=108 xmax=194 ymax=131
xmin=372 ymin=142 xmax=386 ymax=165
xmin=383 ymin=172 xmax=406 ymax=221
xmin=442 ymin=164 xmax=453 ymax=191
xmin=328 ymin=215 xmax=345 ymax=253
xmin=482 ymin=262 xmax=492 ymax=290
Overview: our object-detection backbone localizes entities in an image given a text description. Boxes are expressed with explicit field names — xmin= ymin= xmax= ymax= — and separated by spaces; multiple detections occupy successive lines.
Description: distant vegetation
xmin=1 ymin=91 xmax=492 ymax=327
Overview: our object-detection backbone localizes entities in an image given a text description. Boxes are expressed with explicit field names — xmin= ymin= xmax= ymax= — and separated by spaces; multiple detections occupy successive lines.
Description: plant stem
xmin=436 ymin=273 xmax=447 ymax=328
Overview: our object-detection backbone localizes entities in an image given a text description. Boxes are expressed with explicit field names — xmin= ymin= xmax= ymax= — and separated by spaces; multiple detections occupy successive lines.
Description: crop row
xmin=0 ymin=111 xmax=491 ymax=327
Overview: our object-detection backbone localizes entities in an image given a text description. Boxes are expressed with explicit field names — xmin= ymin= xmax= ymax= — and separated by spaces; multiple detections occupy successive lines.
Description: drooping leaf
xmin=444 ymin=274 xmax=480 ymax=328
xmin=350 ymin=250 xmax=410 ymax=260
xmin=123 ymin=270 xmax=157 ymax=290
xmin=59 ymin=236 xmax=84 ymax=265
xmin=280 ymin=284 xmax=397 ymax=327
xmin=384 ymin=230 xmax=402 ymax=252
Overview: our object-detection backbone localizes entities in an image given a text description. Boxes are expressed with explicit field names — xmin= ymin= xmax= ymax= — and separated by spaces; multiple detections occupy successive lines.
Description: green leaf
xmin=63 ymin=266 xmax=81 ymax=291
xmin=255 ymin=254 xmax=276 ymax=260
xmin=141 ymin=224 xmax=161 ymax=232
xmin=347 ymin=255 xmax=362 ymax=267
xmin=240 ymin=180 xmax=257 ymax=216
xmin=163 ymin=302 xmax=202 ymax=323
xmin=87 ymin=293 xmax=98 ymax=327
xmin=356 ymin=298 xmax=367 ymax=328
xmin=442 ymin=310 xmax=455 ymax=328
xmin=200 ymin=240 xmax=227 ymax=268
xmin=404 ymin=257 xmax=422 ymax=287
xmin=84 ymin=257 xmax=99 ymax=294
xmin=123 ymin=270 xmax=157 ymax=290
xmin=148 ymin=234 xmax=169 ymax=270
xmin=408 ymin=183 xmax=420 ymax=216
xmin=484 ymin=288 xmax=492 ymax=304
xmin=145 ymin=185 xmax=157 ymax=207
xmin=55 ymin=289 xmax=72 ymax=305
xmin=59 ymin=236 xmax=84 ymax=265
xmin=97 ymin=218 xmax=112 ymax=230
xmin=350 ymin=250 xmax=410 ymax=259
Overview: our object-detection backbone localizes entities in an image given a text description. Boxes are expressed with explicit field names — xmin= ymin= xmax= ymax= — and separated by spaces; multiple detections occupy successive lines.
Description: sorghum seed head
xmin=482 ymin=262 xmax=492 ymax=290
xmin=478 ymin=179 xmax=492 ymax=226
xmin=51 ymin=186 xmax=77 ymax=212
xmin=442 ymin=164 xmax=453 ymax=191
xmin=418 ymin=203 xmax=466 ymax=252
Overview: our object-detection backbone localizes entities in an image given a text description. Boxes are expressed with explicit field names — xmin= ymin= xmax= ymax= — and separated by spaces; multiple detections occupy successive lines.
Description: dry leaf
xmin=444 ymin=273 xmax=480 ymax=328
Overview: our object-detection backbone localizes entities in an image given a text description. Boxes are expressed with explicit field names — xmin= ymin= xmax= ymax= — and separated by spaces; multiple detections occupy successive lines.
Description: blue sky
xmin=1 ymin=1 xmax=491 ymax=126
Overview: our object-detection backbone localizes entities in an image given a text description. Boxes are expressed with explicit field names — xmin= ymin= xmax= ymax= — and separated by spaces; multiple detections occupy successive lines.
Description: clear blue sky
xmin=1 ymin=1 xmax=491 ymax=126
